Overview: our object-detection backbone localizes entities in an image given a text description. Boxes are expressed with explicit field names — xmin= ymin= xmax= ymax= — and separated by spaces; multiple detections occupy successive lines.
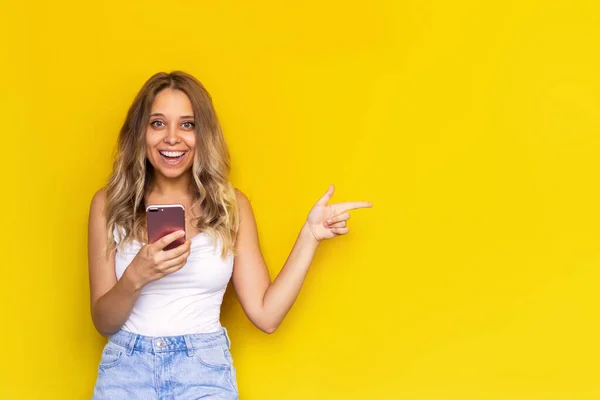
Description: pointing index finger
xmin=335 ymin=201 xmax=373 ymax=212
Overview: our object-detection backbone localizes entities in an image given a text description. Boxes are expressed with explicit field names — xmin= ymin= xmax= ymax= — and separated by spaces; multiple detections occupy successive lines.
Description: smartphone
xmin=146 ymin=204 xmax=186 ymax=250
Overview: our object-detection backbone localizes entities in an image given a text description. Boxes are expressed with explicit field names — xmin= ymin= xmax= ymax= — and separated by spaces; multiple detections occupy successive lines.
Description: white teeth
xmin=160 ymin=151 xmax=185 ymax=157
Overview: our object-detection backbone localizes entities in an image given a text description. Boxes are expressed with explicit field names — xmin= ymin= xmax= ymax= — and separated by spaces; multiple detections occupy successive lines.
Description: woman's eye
xmin=151 ymin=120 xmax=164 ymax=128
xmin=182 ymin=121 xmax=195 ymax=129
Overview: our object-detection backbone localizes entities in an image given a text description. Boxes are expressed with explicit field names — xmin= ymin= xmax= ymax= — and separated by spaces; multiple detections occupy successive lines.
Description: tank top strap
xmin=113 ymin=225 xmax=126 ymax=244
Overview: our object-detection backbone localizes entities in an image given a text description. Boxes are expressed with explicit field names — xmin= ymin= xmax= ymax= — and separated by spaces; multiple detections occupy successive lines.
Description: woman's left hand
xmin=305 ymin=185 xmax=373 ymax=242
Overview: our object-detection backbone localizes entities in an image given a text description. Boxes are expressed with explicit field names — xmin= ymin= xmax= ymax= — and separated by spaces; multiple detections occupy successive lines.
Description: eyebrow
xmin=150 ymin=113 xmax=194 ymax=119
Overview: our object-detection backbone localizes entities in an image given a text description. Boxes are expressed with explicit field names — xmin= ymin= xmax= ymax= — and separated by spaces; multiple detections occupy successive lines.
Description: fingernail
xmin=327 ymin=219 xmax=332 ymax=224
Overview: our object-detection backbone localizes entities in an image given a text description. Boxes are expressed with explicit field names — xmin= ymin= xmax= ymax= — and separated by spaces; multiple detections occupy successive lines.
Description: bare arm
xmin=232 ymin=186 xmax=371 ymax=334
xmin=88 ymin=189 xmax=141 ymax=336
xmin=88 ymin=189 xmax=192 ymax=336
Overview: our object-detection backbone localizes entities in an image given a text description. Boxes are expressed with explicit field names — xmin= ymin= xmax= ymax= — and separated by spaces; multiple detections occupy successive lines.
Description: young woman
xmin=88 ymin=71 xmax=372 ymax=399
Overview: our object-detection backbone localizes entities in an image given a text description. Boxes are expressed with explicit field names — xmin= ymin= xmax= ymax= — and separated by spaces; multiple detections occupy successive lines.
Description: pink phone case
xmin=146 ymin=204 xmax=186 ymax=250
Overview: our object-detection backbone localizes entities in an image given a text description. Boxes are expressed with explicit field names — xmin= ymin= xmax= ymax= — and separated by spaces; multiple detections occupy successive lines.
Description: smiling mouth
xmin=159 ymin=150 xmax=187 ymax=159
xmin=158 ymin=150 xmax=188 ymax=166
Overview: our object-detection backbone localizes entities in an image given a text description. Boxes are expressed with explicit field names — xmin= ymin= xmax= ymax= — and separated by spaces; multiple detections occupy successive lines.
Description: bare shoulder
xmin=91 ymin=187 xmax=107 ymax=208
xmin=233 ymin=188 xmax=258 ymax=233
xmin=90 ymin=188 xmax=108 ymax=221
xmin=234 ymin=187 xmax=249 ymax=202
xmin=88 ymin=187 xmax=112 ymax=267
xmin=234 ymin=188 xmax=252 ymax=213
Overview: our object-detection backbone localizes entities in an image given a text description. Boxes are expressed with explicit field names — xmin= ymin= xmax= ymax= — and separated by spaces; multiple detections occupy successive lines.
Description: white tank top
xmin=113 ymin=227 xmax=234 ymax=336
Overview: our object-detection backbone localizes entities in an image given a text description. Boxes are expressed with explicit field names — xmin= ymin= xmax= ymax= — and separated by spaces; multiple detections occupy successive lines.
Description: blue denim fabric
xmin=92 ymin=327 xmax=238 ymax=399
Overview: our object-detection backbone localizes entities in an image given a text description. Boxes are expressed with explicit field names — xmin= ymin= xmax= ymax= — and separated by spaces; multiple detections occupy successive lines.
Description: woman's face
xmin=145 ymin=88 xmax=196 ymax=179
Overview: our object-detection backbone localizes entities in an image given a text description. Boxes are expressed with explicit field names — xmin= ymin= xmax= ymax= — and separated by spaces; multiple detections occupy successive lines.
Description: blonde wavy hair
xmin=104 ymin=71 xmax=239 ymax=259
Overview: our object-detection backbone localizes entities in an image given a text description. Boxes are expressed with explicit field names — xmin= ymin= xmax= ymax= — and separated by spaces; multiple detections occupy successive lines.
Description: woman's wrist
xmin=301 ymin=222 xmax=321 ymax=249
xmin=122 ymin=264 xmax=144 ymax=293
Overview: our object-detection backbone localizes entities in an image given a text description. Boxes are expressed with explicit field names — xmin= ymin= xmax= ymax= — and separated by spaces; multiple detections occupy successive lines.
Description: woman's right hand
xmin=125 ymin=230 xmax=192 ymax=290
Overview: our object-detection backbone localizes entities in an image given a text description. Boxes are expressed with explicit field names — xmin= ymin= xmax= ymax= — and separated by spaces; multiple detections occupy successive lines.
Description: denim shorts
xmin=92 ymin=327 xmax=239 ymax=399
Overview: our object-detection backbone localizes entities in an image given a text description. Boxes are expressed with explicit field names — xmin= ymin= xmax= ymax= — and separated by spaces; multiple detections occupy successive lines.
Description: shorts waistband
xmin=108 ymin=327 xmax=231 ymax=356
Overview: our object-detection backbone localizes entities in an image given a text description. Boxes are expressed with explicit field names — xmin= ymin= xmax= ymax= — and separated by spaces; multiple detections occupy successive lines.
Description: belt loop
xmin=223 ymin=327 xmax=231 ymax=349
xmin=183 ymin=335 xmax=194 ymax=357
xmin=126 ymin=333 xmax=137 ymax=356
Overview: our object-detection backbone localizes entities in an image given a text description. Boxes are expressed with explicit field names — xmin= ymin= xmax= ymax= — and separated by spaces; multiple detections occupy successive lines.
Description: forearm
xmin=260 ymin=223 xmax=320 ymax=331
xmin=91 ymin=270 xmax=141 ymax=336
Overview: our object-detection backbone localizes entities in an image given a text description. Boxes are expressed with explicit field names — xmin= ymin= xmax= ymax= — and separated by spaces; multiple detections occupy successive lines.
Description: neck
xmin=151 ymin=170 xmax=194 ymax=199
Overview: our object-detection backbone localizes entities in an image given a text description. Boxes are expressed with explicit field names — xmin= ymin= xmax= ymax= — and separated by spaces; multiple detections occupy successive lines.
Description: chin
xmin=156 ymin=165 xmax=193 ymax=179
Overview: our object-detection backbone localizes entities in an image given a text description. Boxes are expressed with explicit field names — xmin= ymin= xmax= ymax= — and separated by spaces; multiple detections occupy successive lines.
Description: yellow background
xmin=1 ymin=0 xmax=600 ymax=398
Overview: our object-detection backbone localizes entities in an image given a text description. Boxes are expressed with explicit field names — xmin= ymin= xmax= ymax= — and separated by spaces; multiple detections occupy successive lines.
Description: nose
xmin=164 ymin=126 xmax=181 ymax=145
